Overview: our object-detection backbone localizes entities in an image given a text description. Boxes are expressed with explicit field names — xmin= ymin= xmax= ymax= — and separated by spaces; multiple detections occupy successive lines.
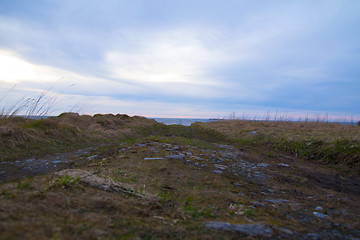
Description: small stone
xmin=250 ymin=131 xmax=257 ymax=135
xmin=214 ymin=164 xmax=227 ymax=170
xmin=257 ymin=163 xmax=269 ymax=167
xmin=263 ymin=188 xmax=275 ymax=194
xmin=315 ymin=206 xmax=323 ymax=211
xmin=278 ymin=163 xmax=290 ymax=167
xmin=213 ymin=170 xmax=223 ymax=174
xmin=87 ymin=155 xmax=97 ymax=160
xmin=313 ymin=212 xmax=328 ymax=219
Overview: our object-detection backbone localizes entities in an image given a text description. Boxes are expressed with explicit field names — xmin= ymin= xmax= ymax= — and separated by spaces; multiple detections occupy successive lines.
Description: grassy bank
xmin=0 ymin=113 xmax=164 ymax=161
xmin=0 ymin=113 xmax=231 ymax=163
xmin=198 ymin=120 xmax=360 ymax=176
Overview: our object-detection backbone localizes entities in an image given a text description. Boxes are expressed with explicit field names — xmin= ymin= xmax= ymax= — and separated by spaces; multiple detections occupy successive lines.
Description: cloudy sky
xmin=0 ymin=0 xmax=359 ymax=120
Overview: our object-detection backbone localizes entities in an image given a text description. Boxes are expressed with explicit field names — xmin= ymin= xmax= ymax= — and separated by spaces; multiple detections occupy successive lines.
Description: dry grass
xmin=1 ymin=118 xmax=360 ymax=239
xmin=0 ymin=113 xmax=163 ymax=162
xmin=198 ymin=120 xmax=360 ymax=176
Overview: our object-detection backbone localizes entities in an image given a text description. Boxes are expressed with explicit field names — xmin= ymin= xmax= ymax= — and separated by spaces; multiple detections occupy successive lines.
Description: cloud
xmin=104 ymin=28 xmax=226 ymax=85
xmin=0 ymin=1 xmax=359 ymax=117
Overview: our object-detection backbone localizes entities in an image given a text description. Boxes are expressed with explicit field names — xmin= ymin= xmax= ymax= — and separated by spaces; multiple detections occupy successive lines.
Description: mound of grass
xmin=200 ymin=120 xmax=360 ymax=176
xmin=0 ymin=113 xmax=163 ymax=162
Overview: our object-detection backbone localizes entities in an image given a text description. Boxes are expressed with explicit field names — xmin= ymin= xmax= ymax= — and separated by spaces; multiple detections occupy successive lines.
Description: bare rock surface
xmin=205 ymin=222 xmax=273 ymax=237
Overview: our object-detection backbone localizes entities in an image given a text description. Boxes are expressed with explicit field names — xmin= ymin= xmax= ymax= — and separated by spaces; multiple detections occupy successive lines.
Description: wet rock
xmin=214 ymin=164 xmax=227 ymax=170
xmin=278 ymin=163 xmax=290 ymax=167
xmin=144 ymin=157 xmax=165 ymax=160
xmin=263 ymin=188 xmax=275 ymax=194
xmin=165 ymin=154 xmax=185 ymax=160
xmin=315 ymin=206 xmax=323 ymax=211
xmin=87 ymin=155 xmax=97 ymax=160
xmin=313 ymin=211 xmax=328 ymax=219
xmin=205 ymin=222 xmax=273 ymax=237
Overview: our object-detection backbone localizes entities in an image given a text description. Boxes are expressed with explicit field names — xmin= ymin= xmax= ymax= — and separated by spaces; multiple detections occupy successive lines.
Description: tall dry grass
xmin=0 ymin=84 xmax=71 ymax=119
xmin=222 ymin=111 xmax=359 ymax=125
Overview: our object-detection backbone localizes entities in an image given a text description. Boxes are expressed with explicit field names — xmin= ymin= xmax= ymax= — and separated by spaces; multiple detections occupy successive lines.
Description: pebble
xmin=214 ymin=164 xmax=227 ymax=170
xmin=87 ymin=155 xmax=97 ymax=160
xmin=213 ymin=170 xmax=223 ymax=174
xmin=313 ymin=212 xmax=328 ymax=219
xmin=278 ymin=163 xmax=290 ymax=167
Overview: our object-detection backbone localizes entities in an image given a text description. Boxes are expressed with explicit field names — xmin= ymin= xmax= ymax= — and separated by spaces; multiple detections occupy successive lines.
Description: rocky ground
xmin=1 ymin=136 xmax=359 ymax=239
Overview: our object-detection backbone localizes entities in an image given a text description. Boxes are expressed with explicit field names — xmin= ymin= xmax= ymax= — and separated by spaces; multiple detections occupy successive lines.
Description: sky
xmin=0 ymin=0 xmax=359 ymax=120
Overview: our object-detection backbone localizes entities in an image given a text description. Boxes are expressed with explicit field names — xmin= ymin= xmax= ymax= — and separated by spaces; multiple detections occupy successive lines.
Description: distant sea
xmin=16 ymin=115 xmax=220 ymax=126
xmin=151 ymin=118 xmax=220 ymax=126
xmin=17 ymin=115 xmax=357 ymax=126
xmin=151 ymin=118 xmax=358 ymax=126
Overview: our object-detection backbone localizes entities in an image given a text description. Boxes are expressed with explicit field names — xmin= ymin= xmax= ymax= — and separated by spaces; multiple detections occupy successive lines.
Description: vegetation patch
xmin=0 ymin=116 xmax=359 ymax=239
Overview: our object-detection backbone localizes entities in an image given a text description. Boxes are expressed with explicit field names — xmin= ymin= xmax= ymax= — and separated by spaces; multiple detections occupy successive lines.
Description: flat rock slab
xmin=55 ymin=169 xmax=149 ymax=198
xmin=205 ymin=221 xmax=273 ymax=237
xmin=144 ymin=157 xmax=165 ymax=160
xmin=165 ymin=154 xmax=185 ymax=160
